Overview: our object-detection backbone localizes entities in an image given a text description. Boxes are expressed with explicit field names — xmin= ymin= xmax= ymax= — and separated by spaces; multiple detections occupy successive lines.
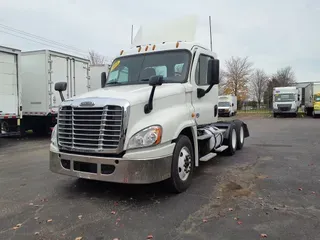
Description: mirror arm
xmin=59 ymin=91 xmax=65 ymax=102
xmin=144 ymin=86 xmax=156 ymax=114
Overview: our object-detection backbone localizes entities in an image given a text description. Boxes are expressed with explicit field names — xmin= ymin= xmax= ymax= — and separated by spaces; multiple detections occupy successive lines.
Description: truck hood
xmin=67 ymin=84 xmax=186 ymax=105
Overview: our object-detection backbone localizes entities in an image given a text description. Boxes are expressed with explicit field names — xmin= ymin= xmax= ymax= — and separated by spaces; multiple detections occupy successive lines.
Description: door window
xmin=195 ymin=55 xmax=212 ymax=86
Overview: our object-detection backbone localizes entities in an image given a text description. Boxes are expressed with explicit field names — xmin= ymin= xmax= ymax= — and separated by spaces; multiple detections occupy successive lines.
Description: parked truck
xmin=304 ymin=82 xmax=320 ymax=118
xmin=273 ymin=86 xmax=301 ymax=117
xmin=89 ymin=64 xmax=110 ymax=91
xmin=0 ymin=46 xmax=22 ymax=137
xmin=20 ymin=50 xmax=92 ymax=135
xmin=218 ymin=95 xmax=237 ymax=117
xmin=49 ymin=18 xmax=250 ymax=193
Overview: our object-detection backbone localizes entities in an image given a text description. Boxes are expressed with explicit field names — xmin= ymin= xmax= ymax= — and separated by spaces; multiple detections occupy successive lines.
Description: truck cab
xmin=218 ymin=95 xmax=237 ymax=117
xmin=273 ymin=86 xmax=301 ymax=117
xmin=313 ymin=92 xmax=320 ymax=117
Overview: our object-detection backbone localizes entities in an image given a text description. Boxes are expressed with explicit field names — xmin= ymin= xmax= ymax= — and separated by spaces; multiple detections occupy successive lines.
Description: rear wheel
xmin=166 ymin=135 xmax=194 ymax=193
xmin=224 ymin=124 xmax=237 ymax=156
xmin=236 ymin=123 xmax=245 ymax=150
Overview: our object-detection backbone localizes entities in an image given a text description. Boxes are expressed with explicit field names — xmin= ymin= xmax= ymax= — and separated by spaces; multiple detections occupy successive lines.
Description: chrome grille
xmin=58 ymin=105 xmax=123 ymax=152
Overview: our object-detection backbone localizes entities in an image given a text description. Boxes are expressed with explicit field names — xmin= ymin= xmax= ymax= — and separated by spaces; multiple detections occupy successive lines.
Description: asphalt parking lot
xmin=1 ymin=116 xmax=320 ymax=240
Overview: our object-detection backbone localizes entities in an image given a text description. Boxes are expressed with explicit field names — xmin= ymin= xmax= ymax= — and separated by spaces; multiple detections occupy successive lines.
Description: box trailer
xmin=89 ymin=64 xmax=110 ymax=90
xmin=218 ymin=95 xmax=237 ymax=117
xmin=21 ymin=50 xmax=91 ymax=135
xmin=0 ymin=46 xmax=22 ymax=137
xmin=304 ymin=82 xmax=320 ymax=117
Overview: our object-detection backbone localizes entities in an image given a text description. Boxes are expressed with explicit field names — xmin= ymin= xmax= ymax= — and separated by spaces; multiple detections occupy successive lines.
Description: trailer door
xmin=0 ymin=51 xmax=18 ymax=116
xmin=49 ymin=54 xmax=69 ymax=112
xmin=70 ymin=59 xmax=90 ymax=97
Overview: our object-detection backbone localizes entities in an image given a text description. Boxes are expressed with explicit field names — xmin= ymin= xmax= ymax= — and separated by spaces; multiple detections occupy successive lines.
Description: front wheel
xmin=166 ymin=135 xmax=194 ymax=193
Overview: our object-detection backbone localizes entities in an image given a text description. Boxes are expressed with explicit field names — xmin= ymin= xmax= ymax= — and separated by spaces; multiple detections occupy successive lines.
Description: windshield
xmin=274 ymin=93 xmax=295 ymax=102
xmin=314 ymin=96 xmax=320 ymax=102
xmin=105 ymin=50 xmax=191 ymax=86
xmin=218 ymin=102 xmax=230 ymax=107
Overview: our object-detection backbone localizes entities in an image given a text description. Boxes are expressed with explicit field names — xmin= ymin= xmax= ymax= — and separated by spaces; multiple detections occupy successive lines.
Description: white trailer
xmin=89 ymin=64 xmax=110 ymax=90
xmin=273 ymin=86 xmax=301 ymax=117
xmin=304 ymin=82 xmax=320 ymax=117
xmin=218 ymin=95 xmax=237 ymax=117
xmin=21 ymin=50 xmax=91 ymax=135
xmin=0 ymin=46 xmax=22 ymax=137
xmin=49 ymin=16 xmax=250 ymax=193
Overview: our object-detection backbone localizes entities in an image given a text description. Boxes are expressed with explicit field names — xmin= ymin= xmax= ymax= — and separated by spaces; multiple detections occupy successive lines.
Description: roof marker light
xmin=145 ymin=45 xmax=149 ymax=51
xmin=176 ymin=42 xmax=180 ymax=48
xmin=138 ymin=46 xmax=142 ymax=52
xmin=152 ymin=45 xmax=156 ymax=50
xmin=120 ymin=50 xmax=124 ymax=55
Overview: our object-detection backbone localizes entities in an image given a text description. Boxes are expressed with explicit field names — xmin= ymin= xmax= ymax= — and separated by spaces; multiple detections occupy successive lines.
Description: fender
xmin=172 ymin=123 xmax=199 ymax=167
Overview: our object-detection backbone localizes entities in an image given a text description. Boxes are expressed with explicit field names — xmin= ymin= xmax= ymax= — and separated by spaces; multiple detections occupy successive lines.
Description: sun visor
xmin=132 ymin=15 xmax=198 ymax=47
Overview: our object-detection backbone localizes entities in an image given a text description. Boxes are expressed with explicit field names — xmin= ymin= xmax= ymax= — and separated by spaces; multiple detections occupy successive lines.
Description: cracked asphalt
xmin=1 ymin=116 xmax=320 ymax=240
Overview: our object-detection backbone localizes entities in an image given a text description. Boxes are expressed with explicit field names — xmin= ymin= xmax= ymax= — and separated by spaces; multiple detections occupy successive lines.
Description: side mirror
xmin=55 ymin=82 xmax=67 ymax=101
xmin=144 ymin=75 xmax=163 ymax=114
xmin=101 ymin=72 xmax=107 ymax=88
xmin=232 ymin=103 xmax=234 ymax=107
xmin=207 ymin=59 xmax=220 ymax=86
xmin=55 ymin=82 xmax=67 ymax=92
xmin=149 ymin=75 xmax=163 ymax=86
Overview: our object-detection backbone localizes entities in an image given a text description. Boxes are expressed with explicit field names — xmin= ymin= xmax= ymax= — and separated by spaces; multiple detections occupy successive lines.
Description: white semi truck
xmin=0 ymin=46 xmax=22 ymax=137
xmin=273 ymin=86 xmax=301 ymax=117
xmin=49 ymin=18 xmax=250 ymax=193
xmin=20 ymin=50 xmax=92 ymax=135
xmin=218 ymin=95 xmax=237 ymax=117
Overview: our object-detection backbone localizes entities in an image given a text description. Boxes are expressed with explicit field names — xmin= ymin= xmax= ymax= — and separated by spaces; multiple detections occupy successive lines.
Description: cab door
xmin=190 ymin=48 xmax=218 ymax=125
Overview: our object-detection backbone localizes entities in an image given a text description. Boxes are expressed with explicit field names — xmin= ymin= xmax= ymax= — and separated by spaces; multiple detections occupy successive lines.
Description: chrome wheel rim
xmin=178 ymin=147 xmax=191 ymax=181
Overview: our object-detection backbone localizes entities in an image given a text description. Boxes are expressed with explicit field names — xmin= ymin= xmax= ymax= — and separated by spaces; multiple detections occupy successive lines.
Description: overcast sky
xmin=1 ymin=0 xmax=319 ymax=82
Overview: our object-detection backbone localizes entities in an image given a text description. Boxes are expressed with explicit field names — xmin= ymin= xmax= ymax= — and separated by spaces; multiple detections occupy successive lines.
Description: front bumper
xmin=50 ymin=144 xmax=174 ymax=184
xmin=273 ymin=109 xmax=297 ymax=114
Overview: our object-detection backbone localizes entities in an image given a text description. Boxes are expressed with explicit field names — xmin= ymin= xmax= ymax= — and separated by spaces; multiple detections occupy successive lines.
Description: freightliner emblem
xmin=80 ymin=101 xmax=95 ymax=107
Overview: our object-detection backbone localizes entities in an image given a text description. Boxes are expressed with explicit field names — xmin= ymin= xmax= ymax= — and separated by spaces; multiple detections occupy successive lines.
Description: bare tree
xmin=250 ymin=69 xmax=269 ymax=108
xmin=273 ymin=66 xmax=296 ymax=86
xmin=224 ymin=56 xmax=253 ymax=102
xmin=218 ymin=69 xmax=226 ymax=95
xmin=88 ymin=50 xmax=105 ymax=65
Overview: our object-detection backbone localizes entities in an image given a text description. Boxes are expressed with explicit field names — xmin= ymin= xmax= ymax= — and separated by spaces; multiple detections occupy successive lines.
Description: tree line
xmin=219 ymin=56 xmax=296 ymax=109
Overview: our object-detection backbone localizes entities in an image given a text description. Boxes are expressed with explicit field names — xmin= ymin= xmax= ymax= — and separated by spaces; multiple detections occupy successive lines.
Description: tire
xmin=236 ymin=123 xmax=245 ymax=150
xmin=166 ymin=135 xmax=194 ymax=193
xmin=223 ymin=124 xmax=237 ymax=156
xmin=273 ymin=113 xmax=277 ymax=118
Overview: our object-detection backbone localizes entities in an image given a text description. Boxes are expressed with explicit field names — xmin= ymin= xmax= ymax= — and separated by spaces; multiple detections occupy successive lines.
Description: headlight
xmin=127 ymin=125 xmax=162 ymax=150
xmin=51 ymin=125 xmax=58 ymax=146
